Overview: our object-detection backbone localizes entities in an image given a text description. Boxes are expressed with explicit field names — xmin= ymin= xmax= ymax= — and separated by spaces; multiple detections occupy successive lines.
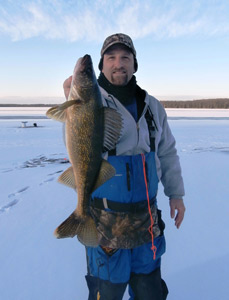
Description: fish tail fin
xmin=77 ymin=216 xmax=99 ymax=247
xmin=54 ymin=212 xmax=98 ymax=247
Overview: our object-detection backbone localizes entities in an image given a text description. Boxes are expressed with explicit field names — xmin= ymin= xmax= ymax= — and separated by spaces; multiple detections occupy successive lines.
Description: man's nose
xmin=114 ymin=57 xmax=123 ymax=69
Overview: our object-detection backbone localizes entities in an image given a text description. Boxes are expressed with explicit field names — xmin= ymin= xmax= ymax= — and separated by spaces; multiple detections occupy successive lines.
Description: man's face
xmin=102 ymin=45 xmax=135 ymax=86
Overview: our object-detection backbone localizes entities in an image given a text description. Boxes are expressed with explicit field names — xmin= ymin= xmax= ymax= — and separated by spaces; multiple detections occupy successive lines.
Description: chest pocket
xmin=91 ymin=152 xmax=158 ymax=204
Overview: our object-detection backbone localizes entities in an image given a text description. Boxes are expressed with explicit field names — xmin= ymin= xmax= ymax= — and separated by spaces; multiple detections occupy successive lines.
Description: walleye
xmin=46 ymin=55 xmax=122 ymax=246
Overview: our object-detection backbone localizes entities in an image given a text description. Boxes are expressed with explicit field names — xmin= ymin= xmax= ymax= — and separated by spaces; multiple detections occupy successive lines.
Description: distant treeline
xmin=0 ymin=104 xmax=55 ymax=107
xmin=160 ymin=98 xmax=229 ymax=109
xmin=1 ymin=98 xmax=229 ymax=108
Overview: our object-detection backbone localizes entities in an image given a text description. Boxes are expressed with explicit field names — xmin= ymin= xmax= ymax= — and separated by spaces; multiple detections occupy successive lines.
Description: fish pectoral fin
xmin=46 ymin=105 xmax=67 ymax=122
xmin=103 ymin=107 xmax=123 ymax=151
xmin=46 ymin=100 xmax=79 ymax=122
xmin=54 ymin=212 xmax=98 ymax=247
xmin=58 ymin=166 xmax=76 ymax=190
xmin=92 ymin=159 xmax=116 ymax=191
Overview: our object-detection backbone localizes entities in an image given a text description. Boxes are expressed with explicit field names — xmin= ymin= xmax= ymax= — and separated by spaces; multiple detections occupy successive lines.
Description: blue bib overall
xmin=86 ymin=106 xmax=167 ymax=300
xmin=92 ymin=152 xmax=158 ymax=203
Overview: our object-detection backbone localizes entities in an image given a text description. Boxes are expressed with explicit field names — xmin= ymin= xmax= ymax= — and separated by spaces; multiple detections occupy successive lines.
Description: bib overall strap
xmin=145 ymin=106 xmax=158 ymax=152
xmin=108 ymin=148 xmax=116 ymax=156
xmin=107 ymin=106 xmax=157 ymax=156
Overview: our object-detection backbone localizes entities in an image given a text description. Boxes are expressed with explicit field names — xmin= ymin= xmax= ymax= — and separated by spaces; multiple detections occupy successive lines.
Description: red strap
xmin=141 ymin=154 xmax=157 ymax=260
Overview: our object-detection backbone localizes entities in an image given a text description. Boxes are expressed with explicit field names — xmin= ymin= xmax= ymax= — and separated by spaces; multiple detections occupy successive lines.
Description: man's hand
xmin=169 ymin=198 xmax=185 ymax=229
xmin=63 ymin=76 xmax=72 ymax=100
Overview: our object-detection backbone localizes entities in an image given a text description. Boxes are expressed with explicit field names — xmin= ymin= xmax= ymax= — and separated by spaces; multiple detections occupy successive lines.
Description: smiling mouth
xmin=113 ymin=71 xmax=126 ymax=75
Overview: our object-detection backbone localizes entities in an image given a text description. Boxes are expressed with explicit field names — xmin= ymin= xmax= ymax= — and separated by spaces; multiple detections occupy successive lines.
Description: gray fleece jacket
xmin=100 ymin=87 xmax=185 ymax=200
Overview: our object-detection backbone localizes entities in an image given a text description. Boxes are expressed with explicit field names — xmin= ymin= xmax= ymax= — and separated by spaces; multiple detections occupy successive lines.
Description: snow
xmin=166 ymin=108 xmax=229 ymax=118
xmin=1 ymin=107 xmax=229 ymax=119
xmin=0 ymin=109 xmax=229 ymax=300
xmin=0 ymin=107 xmax=50 ymax=119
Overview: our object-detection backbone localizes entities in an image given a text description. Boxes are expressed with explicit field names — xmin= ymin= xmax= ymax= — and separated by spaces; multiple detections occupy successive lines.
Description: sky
xmin=0 ymin=0 xmax=229 ymax=103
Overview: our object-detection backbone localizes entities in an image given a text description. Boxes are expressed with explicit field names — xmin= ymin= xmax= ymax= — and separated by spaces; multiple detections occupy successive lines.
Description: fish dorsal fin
xmin=92 ymin=159 xmax=116 ymax=191
xmin=103 ymin=107 xmax=123 ymax=151
xmin=46 ymin=100 xmax=79 ymax=122
xmin=58 ymin=166 xmax=76 ymax=190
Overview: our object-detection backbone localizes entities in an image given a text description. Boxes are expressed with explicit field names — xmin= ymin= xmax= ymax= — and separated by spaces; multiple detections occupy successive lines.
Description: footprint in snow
xmin=0 ymin=186 xmax=30 ymax=214
xmin=8 ymin=186 xmax=30 ymax=199
xmin=0 ymin=199 xmax=19 ymax=213
xmin=1 ymin=168 xmax=14 ymax=173
xmin=48 ymin=170 xmax=63 ymax=176
xmin=39 ymin=177 xmax=55 ymax=186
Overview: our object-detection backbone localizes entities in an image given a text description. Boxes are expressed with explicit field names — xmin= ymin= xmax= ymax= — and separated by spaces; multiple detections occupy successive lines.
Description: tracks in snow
xmin=0 ymin=166 xmax=66 ymax=214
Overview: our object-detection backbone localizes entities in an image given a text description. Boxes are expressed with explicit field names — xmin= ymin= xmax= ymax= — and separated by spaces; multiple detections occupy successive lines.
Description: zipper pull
xmin=126 ymin=163 xmax=131 ymax=191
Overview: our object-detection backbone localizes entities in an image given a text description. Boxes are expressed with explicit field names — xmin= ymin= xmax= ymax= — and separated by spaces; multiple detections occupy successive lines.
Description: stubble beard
xmin=111 ymin=74 xmax=128 ymax=86
xmin=110 ymin=69 xmax=129 ymax=86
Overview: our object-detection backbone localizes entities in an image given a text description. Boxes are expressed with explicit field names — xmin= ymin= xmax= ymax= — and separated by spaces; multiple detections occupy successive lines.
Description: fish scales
xmin=66 ymin=99 xmax=104 ymax=216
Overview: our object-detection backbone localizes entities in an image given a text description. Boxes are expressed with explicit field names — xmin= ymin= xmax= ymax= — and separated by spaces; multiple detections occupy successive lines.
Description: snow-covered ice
xmin=166 ymin=108 xmax=229 ymax=119
xmin=0 ymin=110 xmax=229 ymax=300
xmin=1 ymin=107 xmax=229 ymax=119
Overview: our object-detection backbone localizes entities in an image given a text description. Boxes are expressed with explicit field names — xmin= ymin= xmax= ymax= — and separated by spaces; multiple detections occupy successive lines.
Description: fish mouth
xmin=80 ymin=54 xmax=93 ymax=74
xmin=72 ymin=54 xmax=96 ymax=90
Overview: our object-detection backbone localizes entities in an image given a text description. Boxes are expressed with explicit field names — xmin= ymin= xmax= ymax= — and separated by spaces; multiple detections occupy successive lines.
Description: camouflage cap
xmin=100 ymin=33 xmax=136 ymax=57
xmin=99 ymin=33 xmax=138 ymax=71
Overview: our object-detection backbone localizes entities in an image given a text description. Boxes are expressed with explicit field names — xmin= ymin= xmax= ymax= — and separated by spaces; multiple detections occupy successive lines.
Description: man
xmin=63 ymin=33 xmax=185 ymax=300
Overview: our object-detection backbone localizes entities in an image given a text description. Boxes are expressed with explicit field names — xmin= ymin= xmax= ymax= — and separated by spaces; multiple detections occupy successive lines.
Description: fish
xmin=46 ymin=54 xmax=122 ymax=246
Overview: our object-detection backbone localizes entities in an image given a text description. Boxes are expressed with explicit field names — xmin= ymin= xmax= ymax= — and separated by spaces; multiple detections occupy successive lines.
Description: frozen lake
xmin=0 ymin=114 xmax=229 ymax=299
xmin=1 ymin=106 xmax=229 ymax=119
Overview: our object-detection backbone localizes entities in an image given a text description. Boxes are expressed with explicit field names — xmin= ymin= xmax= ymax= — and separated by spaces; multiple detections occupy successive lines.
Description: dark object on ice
xmin=60 ymin=158 xmax=69 ymax=164
xmin=19 ymin=122 xmax=43 ymax=128
xmin=22 ymin=155 xmax=70 ymax=168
